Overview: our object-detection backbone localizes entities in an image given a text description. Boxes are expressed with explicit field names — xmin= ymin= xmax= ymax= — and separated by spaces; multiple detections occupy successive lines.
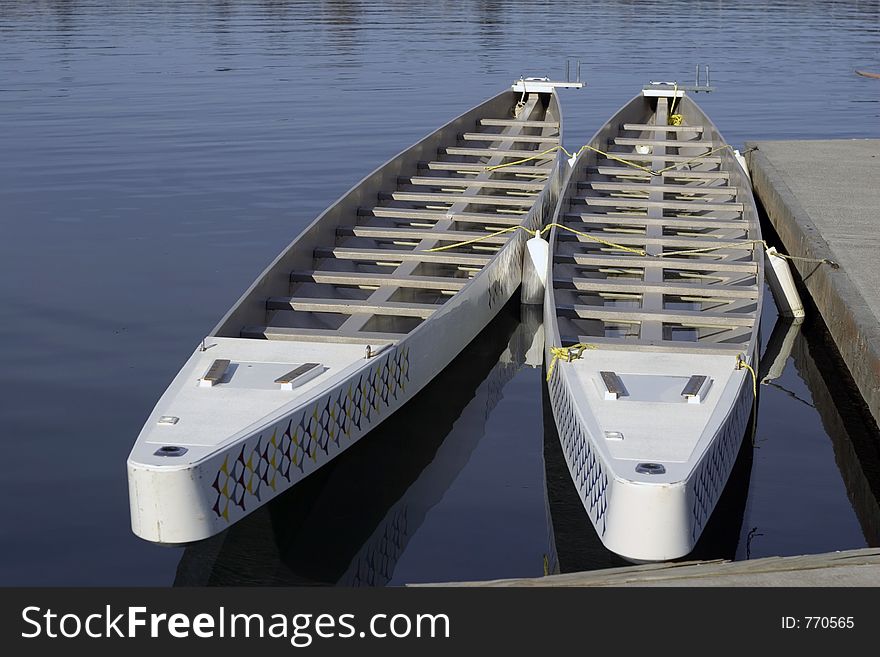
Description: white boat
xmin=128 ymin=81 xmax=567 ymax=545
xmin=173 ymin=305 xmax=541 ymax=585
xmin=543 ymin=84 xmax=763 ymax=562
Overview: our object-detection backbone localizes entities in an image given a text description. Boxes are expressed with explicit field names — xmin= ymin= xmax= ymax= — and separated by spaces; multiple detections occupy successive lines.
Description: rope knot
xmin=546 ymin=342 xmax=596 ymax=382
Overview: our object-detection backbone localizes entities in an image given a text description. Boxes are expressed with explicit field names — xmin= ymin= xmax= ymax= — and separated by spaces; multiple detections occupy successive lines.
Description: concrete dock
xmin=745 ymin=139 xmax=880 ymax=428
xmin=412 ymin=548 xmax=880 ymax=586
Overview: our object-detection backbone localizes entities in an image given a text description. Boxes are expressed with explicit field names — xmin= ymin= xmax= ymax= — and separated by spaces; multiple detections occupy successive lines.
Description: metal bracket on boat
xmin=275 ymin=362 xmax=323 ymax=390
xmin=199 ymin=359 xmax=230 ymax=387
xmin=512 ymin=59 xmax=585 ymax=93
xmin=691 ymin=64 xmax=714 ymax=93
xmin=365 ymin=343 xmax=391 ymax=359
xmin=681 ymin=375 xmax=712 ymax=404
xmin=644 ymin=64 xmax=714 ymax=97
xmin=512 ymin=76 xmax=585 ymax=93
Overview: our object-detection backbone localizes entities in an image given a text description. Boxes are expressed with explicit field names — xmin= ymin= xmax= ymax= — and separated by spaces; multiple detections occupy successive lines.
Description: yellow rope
xmin=486 ymin=143 xmax=658 ymax=176
xmin=425 ymin=223 xmax=842 ymax=273
xmin=768 ymin=249 xmax=839 ymax=269
xmin=424 ymin=224 xmax=523 ymax=252
xmin=654 ymin=144 xmax=733 ymax=174
xmin=737 ymin=354 xmax=757 ymax=400
xmin=425 ymin=222 xmax=647 ymax=255
xmin=485 ymin=146 xmax=562 ymax=171
xmin=575 ymin=144 xmax=657 ymax=175
xmin=657 ymin=239 xmax=766 ymax=259
xmin=653 ymin=239 xmax=839 ymax=266
xmin=668 ymin=82 xmax=683 ymax=126
xmin=549 ymin=222 xmax=647 ymax=254
xmin=546 ymin=342 xmax=596 ymax=382
xmin=485 ymin=141 xmax=730 ymax=177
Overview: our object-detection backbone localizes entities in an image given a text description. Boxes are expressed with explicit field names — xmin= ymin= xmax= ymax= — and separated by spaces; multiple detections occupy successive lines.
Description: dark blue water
xmin=1 ymin=0 xmax=878 ymax=585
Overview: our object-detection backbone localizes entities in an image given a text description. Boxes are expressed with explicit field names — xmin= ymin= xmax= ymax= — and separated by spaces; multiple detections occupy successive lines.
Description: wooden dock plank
xmin=409 ymin=548 xmax=880 ymax=587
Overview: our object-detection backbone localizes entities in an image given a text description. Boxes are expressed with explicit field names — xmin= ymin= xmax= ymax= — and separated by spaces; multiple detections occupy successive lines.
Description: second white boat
xmin=543 ymin=84 xmax=763 ymax=562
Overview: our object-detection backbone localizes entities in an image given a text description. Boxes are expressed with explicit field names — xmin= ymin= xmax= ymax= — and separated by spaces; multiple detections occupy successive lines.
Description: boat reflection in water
xmin=175 ymin=298 xmax=544 ymax=586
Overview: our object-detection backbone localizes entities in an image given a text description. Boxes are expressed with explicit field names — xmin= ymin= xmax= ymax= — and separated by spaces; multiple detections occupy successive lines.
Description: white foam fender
xmin=765 ymin=246 xmax=805 ymax=318
xmin=521 ymin=232 xmax=549 ymax=305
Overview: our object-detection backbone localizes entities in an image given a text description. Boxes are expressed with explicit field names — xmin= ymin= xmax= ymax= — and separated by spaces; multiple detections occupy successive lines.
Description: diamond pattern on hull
xmin=690 ymin=384 xmax=752 ymax=540
xmin=209 ymin=347 xmax=410 ymax=520
xmin=548 ymin=366 xmax=609 ymax=536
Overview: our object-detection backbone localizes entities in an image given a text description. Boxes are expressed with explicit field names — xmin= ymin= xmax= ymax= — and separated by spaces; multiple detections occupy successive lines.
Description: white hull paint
xmin=546 ymin=358 xmax=754 ymax=561
xmin=129 ymin=88 xmax=565 ymax=544
xmin=543 ymin=88 xmax=762 ymax=562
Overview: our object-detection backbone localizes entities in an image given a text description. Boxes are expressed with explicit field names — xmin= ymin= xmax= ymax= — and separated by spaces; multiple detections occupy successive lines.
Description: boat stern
xmin=602 ymin=476 xmax=693 ymax=562
xmin=127 ymin=452 xmax=219 ymax=545
xmin=127 ymin=336 xmax=387 ymax=544
xmin=547 ymin=346 xmax=755 ymax=562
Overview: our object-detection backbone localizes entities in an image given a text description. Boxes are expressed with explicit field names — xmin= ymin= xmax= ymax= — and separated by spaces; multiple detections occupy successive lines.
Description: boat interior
xmin=551 ymin=92 xmax=762 ymax=358
xmin=213 ymin=90 xmax=562 ymax=345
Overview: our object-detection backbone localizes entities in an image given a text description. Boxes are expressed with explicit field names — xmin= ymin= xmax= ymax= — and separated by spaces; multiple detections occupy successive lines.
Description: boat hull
xmin=546 ymin=356 xmax=754 ymax=562
xmin=129 ymin=89 xmax=565 ymax=544
xmin=543 ymin=89 xmax=763 ymax=561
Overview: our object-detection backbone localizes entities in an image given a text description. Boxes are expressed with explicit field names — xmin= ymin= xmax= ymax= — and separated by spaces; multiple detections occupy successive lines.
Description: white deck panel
xmin=136 ymin=337 xmax=371 ymax=452
xmin=565 ymin=348 xmax=740 ymax=464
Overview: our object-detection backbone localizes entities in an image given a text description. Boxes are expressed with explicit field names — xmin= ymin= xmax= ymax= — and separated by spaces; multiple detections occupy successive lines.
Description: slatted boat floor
xmin=242 ymin=95 xmax=560 ymax=345
xmin=552 ymin=95 xmax=760 ymax=356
